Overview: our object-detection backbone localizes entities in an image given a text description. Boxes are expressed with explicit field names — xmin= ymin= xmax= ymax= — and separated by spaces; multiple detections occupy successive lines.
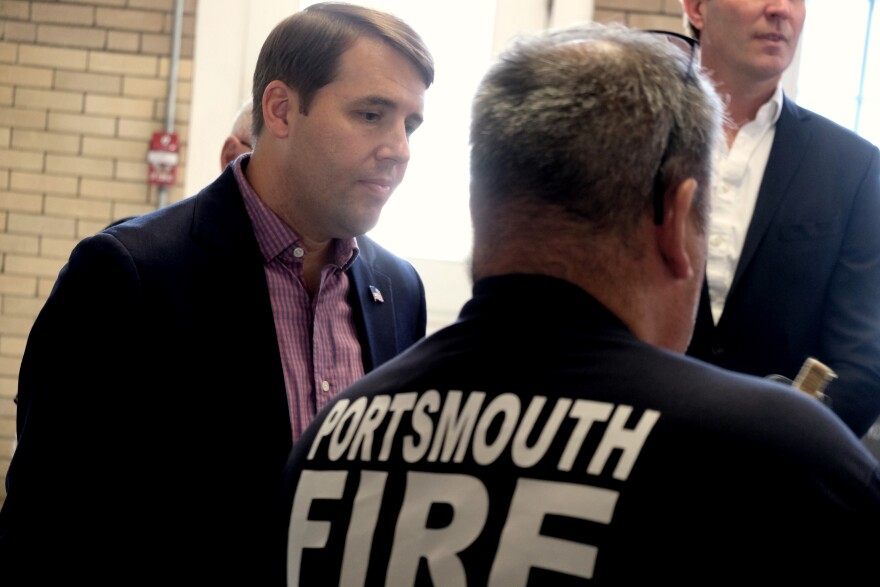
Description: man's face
xmin=280 ymin=37 xmax=426 ymax=243
xmin=692 ymin=0 xmax=806 ymax=84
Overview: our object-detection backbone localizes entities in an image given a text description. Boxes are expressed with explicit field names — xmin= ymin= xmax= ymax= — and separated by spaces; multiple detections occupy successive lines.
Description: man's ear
xmin=656 ymin=178 xmax=699 ymax=280
xmin=261 ymin=80 xmax=295 ymax=139
xmin=220 ymin=136 xmax=243 ymax=169
xmin=680 ymin=0 xmax=705 ymax=34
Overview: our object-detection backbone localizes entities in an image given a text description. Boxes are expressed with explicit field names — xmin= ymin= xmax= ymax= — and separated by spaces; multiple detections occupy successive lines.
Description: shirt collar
xmin=758 ymin=84 xmax=784 ymax=126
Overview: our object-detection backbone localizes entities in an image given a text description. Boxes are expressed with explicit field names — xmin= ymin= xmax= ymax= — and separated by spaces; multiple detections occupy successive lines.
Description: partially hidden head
xmin=220 ymin=98 xmax=253 ymax=169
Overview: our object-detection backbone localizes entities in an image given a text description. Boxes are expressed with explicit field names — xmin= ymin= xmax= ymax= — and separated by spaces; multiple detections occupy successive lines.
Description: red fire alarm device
xmin=147 ymin=131 xmax=180 ymax=186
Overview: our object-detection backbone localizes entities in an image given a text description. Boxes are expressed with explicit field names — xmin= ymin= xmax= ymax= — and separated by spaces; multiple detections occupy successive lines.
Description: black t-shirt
xmin=279 ymin=275 xmax=880 ymax=585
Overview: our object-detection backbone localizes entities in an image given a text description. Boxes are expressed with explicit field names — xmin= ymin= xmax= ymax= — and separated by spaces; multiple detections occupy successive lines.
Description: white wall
xmin=186 ymin=0 xmax=299 ymax=191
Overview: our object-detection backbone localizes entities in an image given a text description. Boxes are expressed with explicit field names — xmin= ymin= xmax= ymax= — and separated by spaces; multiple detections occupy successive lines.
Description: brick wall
xmin=0 ymin=0 xmax=196 ymax=506
xmin=594 ymin=0 xmax=685 ymax=31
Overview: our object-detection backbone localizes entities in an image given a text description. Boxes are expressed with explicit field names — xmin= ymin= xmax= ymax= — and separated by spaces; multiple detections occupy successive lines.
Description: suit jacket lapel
xmin=190 ymin=168 xmax=291 ymax=435
xmin=727 ymin=97 xmax=812 ymax=299
xmin=348 ymin=252 xmax=398 ymax=372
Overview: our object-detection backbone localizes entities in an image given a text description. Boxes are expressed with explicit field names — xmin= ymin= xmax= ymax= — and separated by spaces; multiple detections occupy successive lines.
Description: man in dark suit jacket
xmin=682 ymin=0 xmax=880 ymax=438
xmin=0 ymin=3 xmax=434 ymax=585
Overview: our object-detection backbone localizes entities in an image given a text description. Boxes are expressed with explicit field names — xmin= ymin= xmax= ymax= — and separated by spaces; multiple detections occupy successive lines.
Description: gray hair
xmin=469 ymin=22 xmax=722 ymax=241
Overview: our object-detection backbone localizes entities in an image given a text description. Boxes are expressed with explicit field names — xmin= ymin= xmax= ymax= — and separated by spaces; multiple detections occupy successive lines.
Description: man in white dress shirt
xmin=682 ymin=0 xmax=880 ymax=440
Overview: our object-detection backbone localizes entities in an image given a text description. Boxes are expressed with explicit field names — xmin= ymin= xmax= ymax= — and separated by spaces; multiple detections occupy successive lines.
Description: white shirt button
xmin=321 ymin=380 xmax=330 ymax=392
xmin=293 ymin=247 xmax=304 ymax=258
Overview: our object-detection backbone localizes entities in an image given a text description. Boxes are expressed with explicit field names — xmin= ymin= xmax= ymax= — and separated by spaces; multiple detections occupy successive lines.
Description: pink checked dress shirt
xmin=234 ymin=154 xmax=364 ymax=442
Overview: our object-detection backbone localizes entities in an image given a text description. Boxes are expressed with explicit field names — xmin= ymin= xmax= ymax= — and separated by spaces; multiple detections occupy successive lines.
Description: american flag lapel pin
xmin=369 ymin=285 xmax=385 ymax=303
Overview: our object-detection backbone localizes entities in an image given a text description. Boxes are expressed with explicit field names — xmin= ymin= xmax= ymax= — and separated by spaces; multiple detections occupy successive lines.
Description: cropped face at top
xmin=695 ymin=0 xmax=806 ymax=82
xmin=279 ymin=36 xmax=427 ymax=242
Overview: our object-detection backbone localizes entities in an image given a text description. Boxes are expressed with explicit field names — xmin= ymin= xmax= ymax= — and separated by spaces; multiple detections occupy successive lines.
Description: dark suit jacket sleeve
xmin=0 ymin=232 xmax=159 ymax=580
xmin=820 ymin=144 xmax=880 ymax=436
xmin=1 ymin=169 xmax=294 ymax=584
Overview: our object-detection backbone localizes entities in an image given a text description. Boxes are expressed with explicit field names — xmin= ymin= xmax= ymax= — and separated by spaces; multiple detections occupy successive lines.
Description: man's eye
xmin=361 ymin=112 xmax=380 ymax=122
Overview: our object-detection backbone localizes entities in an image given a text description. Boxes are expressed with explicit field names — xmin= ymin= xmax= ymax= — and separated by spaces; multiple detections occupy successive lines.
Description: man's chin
xmin=345 ymin=217 xmax=381 ymax=240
